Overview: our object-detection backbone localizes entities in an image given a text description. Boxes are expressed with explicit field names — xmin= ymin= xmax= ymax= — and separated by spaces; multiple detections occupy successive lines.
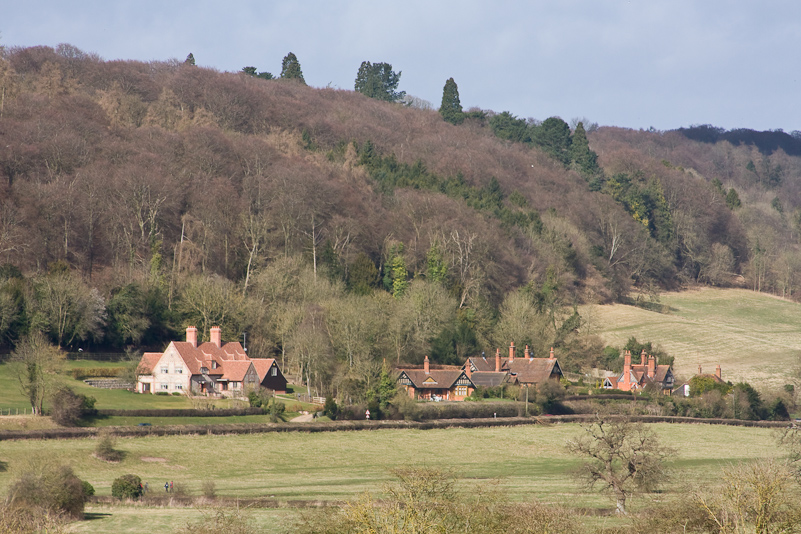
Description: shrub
xmin=94 ymin=430 xmax=124 ymax=462
xmin=201 ymin=480 xmax=216 ymax=499
xmin=177 ymin=506 xmax=256 ymax=534
xmin=49 ymin=387 xmax=97 ymax=427
xmin=111 ymin=474 xmax=143 ymax=500
xmin=267 ymin=398 xmax=285 ymax=423
xmin=7 ymin=457 xmax=91 ymax=519
xmin=322 ymin=397 xmax=338 ymax=420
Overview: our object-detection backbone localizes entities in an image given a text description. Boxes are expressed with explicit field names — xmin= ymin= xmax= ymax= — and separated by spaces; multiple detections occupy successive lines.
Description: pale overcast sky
xmin=3 ymin=1 xmax=799 ymax=132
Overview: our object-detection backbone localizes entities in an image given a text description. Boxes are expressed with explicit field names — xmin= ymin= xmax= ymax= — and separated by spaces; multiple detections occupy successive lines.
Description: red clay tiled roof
xmin=137 ymin=352 xmax=163 ymax=374
xmin=250 ymin=359 xmax=276 ymax=381
xmin=220 ymin=361 xmax=254 ymax=382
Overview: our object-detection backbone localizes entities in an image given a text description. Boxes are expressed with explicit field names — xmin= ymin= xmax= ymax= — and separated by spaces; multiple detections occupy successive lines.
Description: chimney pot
xmin=424 ymin=355 xmax=430 ymax=374
xmin=622 ymin=350 xmax=631 ymax=391
xmin=186 ymin=326 xmax=198 ymax=348
xmin=509 ymin=342 xmax=515 ymax=362
xmin=210 ymin=326 xmax=222 ymax=348
xmin=549 ymin=347 xmax=555 ymax=360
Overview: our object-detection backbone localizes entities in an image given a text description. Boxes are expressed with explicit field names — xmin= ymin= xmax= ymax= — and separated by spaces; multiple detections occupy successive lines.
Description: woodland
xmin=1 ymin=44 xmax=801 ymax=400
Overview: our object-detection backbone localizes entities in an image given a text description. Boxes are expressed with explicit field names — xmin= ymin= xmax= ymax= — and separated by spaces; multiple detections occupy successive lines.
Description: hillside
xmin=582 ymin=288 xmax=801 ymax=388
xmin=2 ymin=44 xmax=801 ymax=395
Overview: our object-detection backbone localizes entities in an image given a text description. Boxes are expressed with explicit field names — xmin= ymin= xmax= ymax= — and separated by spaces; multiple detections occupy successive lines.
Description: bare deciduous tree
xmin=566 ymin=416 xmax=674 ymax=514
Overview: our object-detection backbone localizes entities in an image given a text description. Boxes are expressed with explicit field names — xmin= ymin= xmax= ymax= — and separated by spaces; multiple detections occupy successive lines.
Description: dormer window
xmin=200 ymin=366 xmax=208 ymax=374
xmin=212 ymin=361 xmax=218 ymax=369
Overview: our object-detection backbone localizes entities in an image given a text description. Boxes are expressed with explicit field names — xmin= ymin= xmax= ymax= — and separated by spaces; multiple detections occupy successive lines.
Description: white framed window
xmin=161 ymin=384 xmax=169 ymax=390
xmin=176 ymin=384 xmax=182 ymax=390
xmin=176 ymin=368 xmax=183 ymax=374
xmin=161 ymin=367 xmax=168 ymax=374
xmin=271 ymin=367 xmax=278 ymax=377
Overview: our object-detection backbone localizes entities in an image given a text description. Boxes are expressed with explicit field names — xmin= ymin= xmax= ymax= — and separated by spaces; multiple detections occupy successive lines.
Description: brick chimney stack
xmin=509 ymin=342 xmax=515 ymax=362
xmin=647 ymin=355 xmax=656 ymax=377
xmin=424 ymin=355 xmax=430 ymax=374
xmin=641 ymin=349 xmax=647 ymax=366
xmin=549 ymin=347 xmax=555 ymax=360
xmin=186 ymin=326 xmax=198 ymax=348
xmin=210 ymin=326 xmax=222 ymax=348
xmin=716 ymin=364 xmax=722 ymax=380
xmin=525 ymin=345 xmax=531 ymax=360
xmin=465 ymin=361 xmax=472 ymax=378
xmin=495 ymin=348 xmax=501 ymax=372
xmin=623 ymin=350 xmax=631 ymax=391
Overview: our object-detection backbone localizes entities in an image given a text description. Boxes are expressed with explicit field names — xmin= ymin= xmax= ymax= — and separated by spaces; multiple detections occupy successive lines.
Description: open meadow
xmin=0 ymin=421 xmax=786 ymax=533
xmin=581 ymin=287 xmax=801 ymax=389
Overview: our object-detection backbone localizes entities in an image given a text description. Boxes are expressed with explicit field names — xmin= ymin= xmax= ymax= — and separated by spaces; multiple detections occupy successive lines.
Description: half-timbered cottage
xmin=397 ymin=356 xmax=475 ymax=401
xmin=464 ymin=343 xmax=563 ymax=387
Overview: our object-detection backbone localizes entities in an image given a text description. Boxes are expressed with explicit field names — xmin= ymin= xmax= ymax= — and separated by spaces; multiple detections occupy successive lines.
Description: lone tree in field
xmin=11 ymin=332 xmax=65 ymax=415
xmin=566 ymin=416 xmax=674 ymax=514
xmin=439 ymin=77 xmax=464 ymax=125
xmin=354 ymin=61 xmax=405 ymax=102
xmin=280 ymin=52 xmax=305 ymax=84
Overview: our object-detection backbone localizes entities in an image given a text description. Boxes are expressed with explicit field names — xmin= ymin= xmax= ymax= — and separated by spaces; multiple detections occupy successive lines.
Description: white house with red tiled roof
xmin=137 ymin=326 xmax=287 ymax=397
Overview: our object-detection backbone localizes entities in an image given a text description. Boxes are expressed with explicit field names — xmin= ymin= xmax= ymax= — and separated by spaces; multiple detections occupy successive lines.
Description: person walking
xmin=164 ymin=481 xmax=169 ymax=492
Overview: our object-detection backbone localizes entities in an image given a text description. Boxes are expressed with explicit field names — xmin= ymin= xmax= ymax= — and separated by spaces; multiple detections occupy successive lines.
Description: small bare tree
xmin=566 ymin=415 xmax=675 ymax=514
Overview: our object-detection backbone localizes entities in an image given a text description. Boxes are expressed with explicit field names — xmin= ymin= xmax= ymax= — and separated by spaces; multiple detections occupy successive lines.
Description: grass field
xmin=0 ymin=422 xmax=786 ymax=533
xmin=581 ymin=287 xmax=801 ymax=389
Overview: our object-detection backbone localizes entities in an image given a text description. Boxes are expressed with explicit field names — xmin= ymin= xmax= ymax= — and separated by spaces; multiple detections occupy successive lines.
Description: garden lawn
xmin=581 ymin=287 xmax=801 ymax=388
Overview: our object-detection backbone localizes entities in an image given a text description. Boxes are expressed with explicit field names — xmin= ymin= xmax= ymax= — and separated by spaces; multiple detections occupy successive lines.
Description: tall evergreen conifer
xmin=569 ymin=122 xmax=601 ymax=176
xmin=354 ymin=61 xmax=405 ymax=102
xmin=439 ymin=77 xmax=464 ymax=125
xmin=280 ymin=52 xmax=305 ymax=84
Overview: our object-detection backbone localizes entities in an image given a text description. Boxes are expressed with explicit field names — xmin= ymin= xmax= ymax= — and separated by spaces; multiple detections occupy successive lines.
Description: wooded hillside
xmin=0 ymin=44 xmax=799 ymax=396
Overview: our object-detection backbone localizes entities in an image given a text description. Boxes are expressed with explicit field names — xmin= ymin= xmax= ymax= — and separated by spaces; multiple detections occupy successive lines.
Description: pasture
xmin=0 ymin=421 xmax=785 ymax=533
xmin=581 ymin=287 xmax=801 ymax=388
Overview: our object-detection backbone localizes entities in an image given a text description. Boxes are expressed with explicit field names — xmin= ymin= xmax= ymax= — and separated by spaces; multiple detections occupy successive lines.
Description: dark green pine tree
xmin=184 ymin=53 xmax=196 ymax=66
xmin=532 ymin=117 xmax=572 ymax=166
xmin=354 ymin=61 xmax=405 ymax=102
xmin=569 ymin=122 xmax=601 ymax=176
xmin=280 ymin=52 xmax=305 ymax=84
xmin=439 ymin=77 xmax=464 ymax=125
xmin=242 ymin=66 xmax=257 ymax=76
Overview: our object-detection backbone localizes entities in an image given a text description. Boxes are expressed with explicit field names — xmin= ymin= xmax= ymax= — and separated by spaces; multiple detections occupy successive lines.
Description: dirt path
xmin=290 ymin=413 xmax=315 ymax=422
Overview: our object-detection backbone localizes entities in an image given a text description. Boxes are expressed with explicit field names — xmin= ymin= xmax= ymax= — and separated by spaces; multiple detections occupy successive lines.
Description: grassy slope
xmin=13 ymin=422 xmax=783 ymax=533
xmin=581 ymin=287 xmax=801 ymax=388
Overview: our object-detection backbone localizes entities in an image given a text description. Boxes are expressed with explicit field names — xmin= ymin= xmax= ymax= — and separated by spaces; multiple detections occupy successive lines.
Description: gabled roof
xmin=504 ymin=358 xmax=561 ymax=384
xmin=219 ymin=361 xmax=255 ymax=382
xmin=399 ymin=369 xmax=473 ymax=390
xmin=137 ymin=352 xmax=163 ymax=374
xmin=466 ymin=356 xmax=498 ymax=373
xmin=618 ymin=364 xmax=673 ymax=388
xmin=250 ymin=358 xmax=277 ymax=381
xmin=221 ymin=342 xmax=249 ymax=360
